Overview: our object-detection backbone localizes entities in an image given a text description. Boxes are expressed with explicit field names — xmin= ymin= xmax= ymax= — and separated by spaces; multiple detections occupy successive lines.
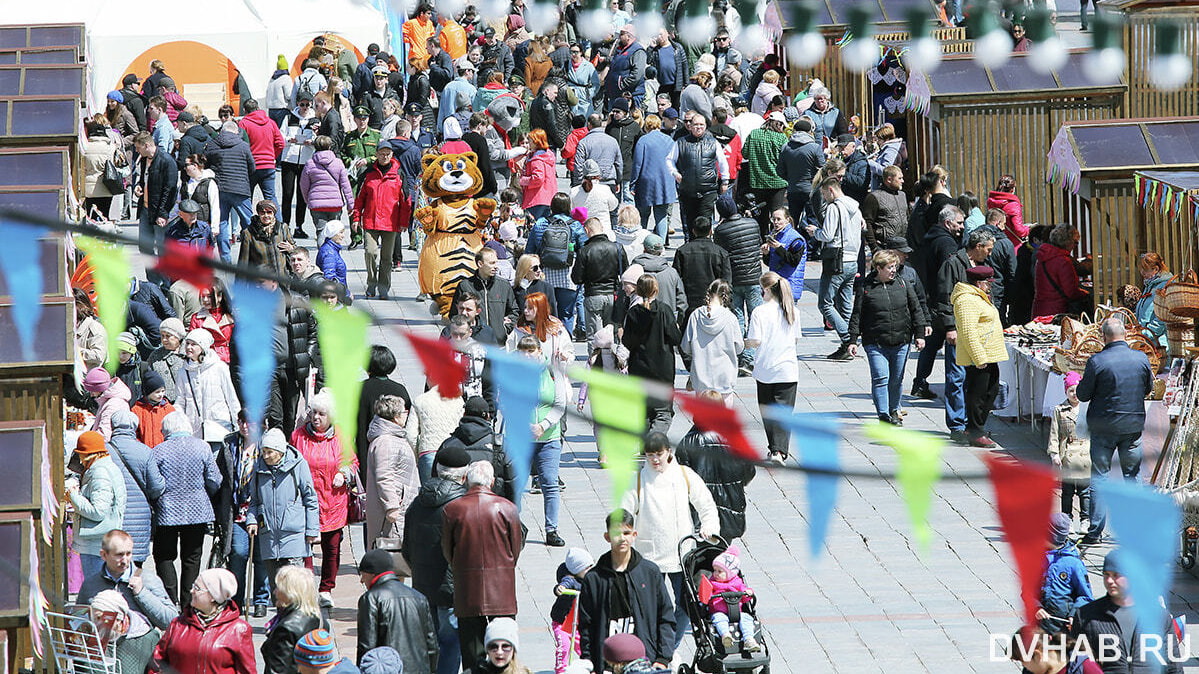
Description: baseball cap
xmin=643 ymin=233 xmax=664 ymax=251
xmin=662 ymin=107 xmax=679 ymax=120
xmin=767 ymin=111 xmax=786 ymax=123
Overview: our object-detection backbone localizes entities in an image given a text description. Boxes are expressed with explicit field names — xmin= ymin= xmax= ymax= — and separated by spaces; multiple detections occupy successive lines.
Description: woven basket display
xmin=1159 ymin=270 xmax=1199 ymax=320
xmin=1167 ymin=320 xmax=1196 ymax=358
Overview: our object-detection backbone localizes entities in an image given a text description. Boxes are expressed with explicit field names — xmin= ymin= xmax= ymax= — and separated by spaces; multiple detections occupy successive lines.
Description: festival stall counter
xmin=995 ymin=322 xmax=1062 ymax=422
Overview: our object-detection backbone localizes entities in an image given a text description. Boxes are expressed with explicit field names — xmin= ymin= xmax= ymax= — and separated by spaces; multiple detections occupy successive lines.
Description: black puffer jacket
xmin=402 ymin=477 xmax=466 ymax=608
xmin=674 ymin=426 xmax=755 ymax=540
xmin=438 ymin=415 xmax=517 ymax=502
xmin=571 ymin=234 xmax=628 ymax=297
xmin=282 ymin=292 xmax=318 ymax=387
xmin=261 ymin=605 xmax=322 ymax=674
xmin=921 ymin=223 xmax=961 ymax=307
xmin=530 ymin=92 xmax=566 ymax=149
xmin=606 ymin=115 xmax=642 ymax=182
xmin=848 ymin=271 xmax=928 ymax=347
xmin=622 ymin=301 xmax=682 ymax=383
xmin=356 ymin=574 xmax=438 ymax=673
xmin=713 ymin=215 xmax=763 ymax=287
xmin=176 ymin=124 xmax=212 ymax=173
xmin=204 ymin=130 xmax=256 ymax=198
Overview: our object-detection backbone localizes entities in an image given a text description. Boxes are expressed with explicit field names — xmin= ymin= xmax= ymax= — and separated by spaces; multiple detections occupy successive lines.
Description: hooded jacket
xmin=620 ymin=460 xmax=719 ymax=573
xmin=132 ymin=396 xmax=175 ymax=447
xmin=175 ymin=353 xmax=241 ymax=441
xmin=776 ymin=131 xmax=824 ymax=195
xmin=151 ymin=604 xmax=256 ymax=674
xmin=356 ymin=573 xmax=438 ymax=673
xmin=681 ymin=305 xmax=744 ymax=395
xmin=921 ymin=223 xmax=962 ymax=317
xmin=204 ymin=131 xmax=257 ymax=198
xmin=403 ymin=476 xmax=466 ymax=607
xmin=519 ymin=149 xmax=558 ymax=209
xmin=174 ymin=125 xmax=209 ymax=175
xmin=108 ymin=416 xmax=167 ymax=561
xmin=71 ymin=454 xmax=128 ymax=556
xmin=985 ymin=190 xmax=1026 ymax=249
xmin=633 ymin=253 xmax=687 ymax=320
xmin=249 ymin=445 xmax=319 ymax=560
xmin=848 ymin=271 xmax=928 ymax=347
xmin=951 ymin=282 xmax=1008 ymax=367
xmin=365 ymin=416 xmax=420 ymax=549
xmin=238 ymin=109 xmax=285 ymax=170
xmin=623 ymin=300 xmax=683 ymax=383
xmin=92 ymin=378 xmax=133 ymax=441
xmin=301 ymin=150 xmax=354 ymax=212
xmin=572 ymin=128 xmax=623 ymax=186
xmin=841 ymin=149 xmax=870 ymax=202
xmin=438 ymin=415 xmax=517 ymax=502
xmin=264 ymin=70 xmax=293 ymax=111
xmin=1039 ymin=542 xmax=1092 ymax=621
xmin=578 ymin=548 xmax=675 ymax=666
xmin=674 ymin=426 xmax=756 ymax=540
xmin=1033 ymin=243 xmax=1088 ymax=318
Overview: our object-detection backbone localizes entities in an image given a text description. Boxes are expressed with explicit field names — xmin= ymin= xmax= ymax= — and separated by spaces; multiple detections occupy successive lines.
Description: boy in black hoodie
xmin=579 ymin=510 xmax=676 ymax=668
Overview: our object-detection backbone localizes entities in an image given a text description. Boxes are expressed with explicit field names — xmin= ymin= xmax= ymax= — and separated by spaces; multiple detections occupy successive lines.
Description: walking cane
xmin=243 ymin=531 xmax=255 ymax=618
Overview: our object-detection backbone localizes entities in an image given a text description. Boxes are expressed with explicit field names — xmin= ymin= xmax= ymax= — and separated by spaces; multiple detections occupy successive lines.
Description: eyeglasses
xmin=716 ymin=36 xmax=730 ymax=42
xmin=531 ymin=265 xmax=541 ymax=271
xmin=190 ymin=584 xmax=209 ymax=595
xmin=486 ymin=642 xmax=513 ymax=652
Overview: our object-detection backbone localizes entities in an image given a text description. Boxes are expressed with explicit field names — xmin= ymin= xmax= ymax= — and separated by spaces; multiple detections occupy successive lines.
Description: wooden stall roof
xmin=0 ymin=47 xmax=81 ymax=66
xmin=0 ymin=63 xmax=86 ymax=98
xmin=0 ymin=23 xmax=85 ymax=51
xmin=1137 ymin=169 xmax=1199 ymax=190
xmin=773 ymin=0 xmax=942 ymax=27
xmin=1047 ymin=117 xmax=1199 ymax=194
xmin=906 ymin=51 xmax=1126 ymax=112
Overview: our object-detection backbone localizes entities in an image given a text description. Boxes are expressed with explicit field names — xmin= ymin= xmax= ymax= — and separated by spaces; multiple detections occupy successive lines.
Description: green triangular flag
xmin=76 ymin=236 xmax=129 ymax=374
xmin=311 ymin=303 xmax=371 ymax=467
xmin=865 ymin=422 xmax=944 ymax=553
xmin=571 ymin=367 xmax=647 ymax=507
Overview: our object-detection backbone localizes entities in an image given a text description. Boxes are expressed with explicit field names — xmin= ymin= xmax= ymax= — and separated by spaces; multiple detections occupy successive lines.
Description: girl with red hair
xmin=506 ymin=291 xmax=575 ymax=377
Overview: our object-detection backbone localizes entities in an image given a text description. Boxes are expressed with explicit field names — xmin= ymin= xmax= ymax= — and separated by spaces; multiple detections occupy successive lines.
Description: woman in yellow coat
xmin=951 ymin=265 xmax=1009 ymax=448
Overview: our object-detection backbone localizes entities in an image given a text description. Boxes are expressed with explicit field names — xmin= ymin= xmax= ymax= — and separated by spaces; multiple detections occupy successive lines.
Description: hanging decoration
xmin=404 ymin=331 xmax=468 ymax=397
xmin=1084 ymin=12 xmax=1125 ymax=85
xmin=1026 ymin=8 xmax=1068 ymax=74
xmin=784 ymin=1 xmax=826 ymax=68
xmin=571 ymin=367 xmax=647 ymax=506
xmin=487 ymin=349 xmax=546 ymax=506
xmin=1150 ymin=21 xmax=1192 ymax=91
xmin=1046 ymin=126 xmax=1083 ymax=195
xmin=764 ymin=408 xmax=841 ymax=559
xmin=75 ymin=236 xmax=130 ymax=374
xmin=983 ymin=456 xmax=1057 ymax=631
xmin=970 ymin=3 xmax=1013 ymax=69
xmin=840 ymin=5 xmax=881 ymax=73
xmin=0 ymin=218 xmax=46 ymax=361
xmin=676 ymin=393 xmax=761 ymax=461
xmin=865 ymin=422 xmax=944 ymax=553
xmin=154 ymin=240 xmax=215 ymax=290
xmin=230 ymin=281 xmax=281 ymax=443
xmin=27 ymin=521 xmax=48 ymax=658
xmin=40 ymin=423 xmax=56 ymax=545
xmin=311 ymin=303 xmax=372 ymax=465
xmin=1134 ymin=172 xmax=1196 ymax=222
xmin=902 ymin=6 xmax=941 ymax=73
xmin=1097 ymin=480 xmax=1180 ymax=635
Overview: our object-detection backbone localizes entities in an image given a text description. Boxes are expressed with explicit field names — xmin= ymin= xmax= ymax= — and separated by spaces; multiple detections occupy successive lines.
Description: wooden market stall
xmin=1094 ymin=0 xmax=1199 ymax=118
xmin=767 ymin=0 xmax=966 ymax=131
xmin=904 ymin=51 xmax=1126 ymax=226
xmin=1046 ymin=117 xmax=1199 ymax=304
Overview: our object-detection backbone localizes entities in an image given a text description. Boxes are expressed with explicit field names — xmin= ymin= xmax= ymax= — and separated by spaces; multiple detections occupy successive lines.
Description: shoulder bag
xmin=819 ymin=203 xmax=844 ymax=274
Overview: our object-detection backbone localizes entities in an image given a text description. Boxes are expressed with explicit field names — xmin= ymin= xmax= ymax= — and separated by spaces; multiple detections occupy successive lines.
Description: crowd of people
xmin=61 ymin=1 xmax=1185 ymax=672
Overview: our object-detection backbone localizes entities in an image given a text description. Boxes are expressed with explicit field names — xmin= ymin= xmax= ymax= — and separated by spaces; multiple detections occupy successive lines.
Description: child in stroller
xmin=709 ymin=547 xmax=761 ymax=652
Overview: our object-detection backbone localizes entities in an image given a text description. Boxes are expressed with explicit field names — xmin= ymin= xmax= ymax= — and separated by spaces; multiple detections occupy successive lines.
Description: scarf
xmin=491 ymin=121 xmax=519 ymax=173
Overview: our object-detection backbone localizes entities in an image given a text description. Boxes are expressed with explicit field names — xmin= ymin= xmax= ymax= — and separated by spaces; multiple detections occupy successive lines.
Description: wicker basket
xmin=1160 ymin=270 xmax=1199 ymax=320
xmin=1128 ymin=332 xmax=1163 ymax=373
xmin=1167 ymin=320 xmax=1196 ymax=358
xmin=1054 ymin=334 xmax=1106 ymax=374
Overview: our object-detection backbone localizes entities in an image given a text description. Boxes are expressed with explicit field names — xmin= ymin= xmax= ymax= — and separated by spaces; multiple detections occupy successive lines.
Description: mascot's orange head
xmin=421 ymin=151 xmax=483 ymax=198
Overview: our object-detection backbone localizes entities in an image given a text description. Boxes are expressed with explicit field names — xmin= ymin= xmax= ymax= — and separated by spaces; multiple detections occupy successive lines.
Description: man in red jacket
xmin=352 ymin=144 xmax=404 ymax=299
xmin=238 ymin=98 xmax=285 ymax=207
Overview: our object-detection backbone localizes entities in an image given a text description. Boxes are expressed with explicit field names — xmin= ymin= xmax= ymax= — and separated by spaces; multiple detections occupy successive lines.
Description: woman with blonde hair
xmin=512 ymin=254 xmax=558 ymax=317
xmin=746 ymin=271 xmax=801 ymax=464
xmin=680 ymin=70 xmax=714 ymax=120
xmin=752 ymin=69 xmax=783 ymax=115
xmin=261 ymin=566 xmax=324 ymax=674
xmin=613 ymin=203 xmax=648 ymax=260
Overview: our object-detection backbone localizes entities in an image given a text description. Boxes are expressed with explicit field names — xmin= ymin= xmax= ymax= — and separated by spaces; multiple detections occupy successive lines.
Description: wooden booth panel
xmin=1087 ymin=181 xmax=1142 ymax=304
xmin=1125 ymin=13 xmax=1199 ymax=118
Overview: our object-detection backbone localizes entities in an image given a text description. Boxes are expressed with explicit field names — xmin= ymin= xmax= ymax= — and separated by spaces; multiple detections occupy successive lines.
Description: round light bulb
xmin=903 ymin=36 xmax=942 ymax=73
xmin=973 ymin=29 xmax=1013 ymax=68
xmin=1029 ymin=37 xmax=1068 ymax=74
xmin=526 ymin=2 xmax=560 ymax=35
xmin=1150 ymin=52 xmax=1192 ymax=91
xmin=389 ymin=0 xmax=417 ymax=17
xmin=841 ymin=36 xmax=879 ymax=72
xmin=735 ymin=23 xmax=769 ymax=57
xmin=478 ymin=0 xmax=509 ymax=21
xmin=634 ymin=13 xmax=664 ymax=41
xmin=437 ymin=0 xmax=467 ymax=18
xmin=785 ymin=32 xmax=826 ymax=68
xmin=578 ymin=9 xmax=616 ymax=42
xmin=678 ymin=14 xmax=716 ymax=48
xmin=1083 ymin=47 xmax=1125 ymax=85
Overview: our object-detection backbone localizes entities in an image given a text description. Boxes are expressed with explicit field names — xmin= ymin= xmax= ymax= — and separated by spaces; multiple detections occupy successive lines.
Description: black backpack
xmin=540 ymin=216 xmax=574 ymax=269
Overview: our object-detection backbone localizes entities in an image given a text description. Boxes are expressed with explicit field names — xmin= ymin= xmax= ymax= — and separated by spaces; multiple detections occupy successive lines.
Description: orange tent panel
xmin=119 ymin=41 xmax=241 ymax=113
xmin=291 ymin=35 xmax=364 ymax=77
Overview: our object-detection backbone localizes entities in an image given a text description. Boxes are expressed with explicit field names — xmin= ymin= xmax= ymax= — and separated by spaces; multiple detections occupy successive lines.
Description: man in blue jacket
xmin=1077 ymin=317 xmax=1154 ymax=545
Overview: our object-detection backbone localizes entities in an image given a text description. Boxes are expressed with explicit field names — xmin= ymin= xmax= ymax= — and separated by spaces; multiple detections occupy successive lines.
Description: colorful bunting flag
xmin=983 ymin=455 xmax=1058 ymax=630
xmin=676 ymin=393 xmax=762 ymax=461
xmin=1097 ymin=480 xmax=1180 ymax=635
xmin=764 ymin=408 xmax=841 ymax=559
xmin=39 ymin=423 xmax=55 ymax=544
xmin=154 ymin=240 xmax=215 ymax=289
xmin=27 ymin=521 xmax=47 ymax=658
xmin=865 ymin=422 xmax=944 ymax=553
xmin=231 ymin=281 xmax=281 ymax=443
xmin=571 ymin=367 xmax=647 ymax=506
xmin=487 ymin=348 xmax=546 ymax=502
xmin=0 ymin=219 xmax=45 ymax=360
xmin=75 ymin=236 xmax=130 ymax=373
xmin=404 ymin=331 xmax=468 ymax=398
xmin=312 ymin=303 xmax=371 ymax=465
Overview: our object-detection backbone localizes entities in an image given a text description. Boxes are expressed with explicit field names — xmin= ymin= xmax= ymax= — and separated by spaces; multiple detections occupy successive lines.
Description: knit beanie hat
xmin=484 ymin=617 xmax=520 ymax=652
xmin=359 ymin=549 xmax=395 ymax=577
xmin=117 ymin=332 xmax=138 ymax=355
xmin=184 ymin=328 xmax=214 ymax=351
xmin=160 ymin=317 xmax=186 ymax=340
xmin=196 ymin=568 xmax=238 ymax=604
xmin=435 ymin=444 xmax=470 ymax=469
xmin=82 ymin=367 xmax=112 ymax=393
xmin=90 ymin=589 xmax=130 ymax=616
xmin=294 ymin=629 xmax=338 ymax=667
xmin=712 ymin=545 xmax=742 ymax=575
xmin=107 ymin=90 xmax=123 ymax=103
xmin=142 ymin=371 xmax=166 ymax=395
xmin=74 ymin=431 xmax=107 ymax=456
xmin=1049 ymin=512 xmax=1072 ymax=547
xmin=361 ymin=646 xmax=403 ymax=674
xmin=1064 ymin=371 xmax=1082 ymax=390
xmin=444 ymin=117 xmax=463 ymax=140
xmin=565 ymin=547 xmax=595 ymax=575
xmin=262 ymin=428 xmax=288 ymax=452
xmin=277 ymin=54 xmax=290 ymax=70
xmin=1103 ymin=550 xmax=1124 ymax=576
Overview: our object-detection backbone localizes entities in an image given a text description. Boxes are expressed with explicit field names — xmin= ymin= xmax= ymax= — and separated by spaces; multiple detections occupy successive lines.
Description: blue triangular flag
xmin=0 ymin=220 xmax=45 ymax=360
xmin=230 ymin=281 xmax=281 ymax=441
xmin=763 ymin=407 xmax=840 ymax=560
xmin=487 ymin=348 xmax=545 ymax=502
xmin=1098 ymin=479 xmax=1180 ymax=642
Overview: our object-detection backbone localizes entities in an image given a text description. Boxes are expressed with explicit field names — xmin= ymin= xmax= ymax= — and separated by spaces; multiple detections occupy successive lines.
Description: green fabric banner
xmin=865 ymin=422 xmax=944 ymax=554
xmin=76 ymin=237 xmax=129 ymax=373
xmin=312 ymin=303 xmax=371 ymax=466
xmin=571 ymin=367 xmax=648 ymax=508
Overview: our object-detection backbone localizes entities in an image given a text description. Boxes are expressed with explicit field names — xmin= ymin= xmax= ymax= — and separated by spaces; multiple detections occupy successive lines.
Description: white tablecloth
xmin=995 ymin=342 xmax=1065 ymax=419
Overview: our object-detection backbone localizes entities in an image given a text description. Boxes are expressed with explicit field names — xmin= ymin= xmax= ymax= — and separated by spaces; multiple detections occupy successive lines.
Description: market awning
xmin=1134 ymin=169 xmax=1199 ymax=222
xmin=905 ymin=51 xmax=1124 ymax=114
xmin=1047 ymin=118 xmax=1199 ymax=194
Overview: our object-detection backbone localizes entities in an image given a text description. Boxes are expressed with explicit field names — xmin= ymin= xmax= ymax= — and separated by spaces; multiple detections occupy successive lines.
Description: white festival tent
xmin=2 ymin=0 xmax=389 ymax=114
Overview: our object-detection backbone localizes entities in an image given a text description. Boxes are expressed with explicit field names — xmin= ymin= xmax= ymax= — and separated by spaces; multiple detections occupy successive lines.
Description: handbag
xmin=347 ymin=472 xmax=367 ymax=524
xmin=819 ymin=202 xmax=845 ymax=275
xmin=102 ymin=159 xmax=125 ymax=194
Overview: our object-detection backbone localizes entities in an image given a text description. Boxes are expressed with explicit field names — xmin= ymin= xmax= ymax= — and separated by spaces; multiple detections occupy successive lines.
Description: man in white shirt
xmin=570 ymin=160 xmax=619 ymax=236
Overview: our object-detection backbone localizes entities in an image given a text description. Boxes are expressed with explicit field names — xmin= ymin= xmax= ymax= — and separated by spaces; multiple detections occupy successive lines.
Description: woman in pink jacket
xmin=520 ymin=129 xmax=558 ymax=222
xmin=985 ymin=174 xmax=1027 ymax=250
xmin=82 ymin=367 xmax=132 ymax=440
xmin=299 ymin=135 xmax=355 ymax=241
xmin=291 ymin=389 xmax=358 ymax=602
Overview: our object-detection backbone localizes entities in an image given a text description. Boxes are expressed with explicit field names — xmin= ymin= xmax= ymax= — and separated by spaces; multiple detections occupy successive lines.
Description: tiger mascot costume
xmin=415 ymin=151 xmax=496 ymax=315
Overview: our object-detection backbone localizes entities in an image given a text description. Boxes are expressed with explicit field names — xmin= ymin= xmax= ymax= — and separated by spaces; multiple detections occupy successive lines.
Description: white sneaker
xmin=319 ymin=591 xmax=334 ymax=608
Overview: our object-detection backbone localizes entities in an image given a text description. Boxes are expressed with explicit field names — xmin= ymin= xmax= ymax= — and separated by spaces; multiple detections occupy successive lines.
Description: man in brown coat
xmin=441 ymin=460 xmax=523 ymax=669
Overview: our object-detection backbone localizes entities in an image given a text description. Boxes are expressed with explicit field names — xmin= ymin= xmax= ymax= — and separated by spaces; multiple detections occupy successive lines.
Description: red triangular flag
xmin=699 ymin=574 xmax=714 ymax=605
xmin=676 ymin=393 xmax=763 ymax=461
xmin=562 ymin=594 xmax=579 ymax=640
xmin=154 ymin=240 xmax=215 ymax=288
xmin=983 ymin=455 xmax=1058 ymax=630
xmin=403 ymin=331 xmax=467 ymax=398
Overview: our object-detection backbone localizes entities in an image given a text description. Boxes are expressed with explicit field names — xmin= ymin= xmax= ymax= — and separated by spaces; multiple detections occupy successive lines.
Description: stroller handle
xmin=677 ymin=532 xmax=729 ymax=561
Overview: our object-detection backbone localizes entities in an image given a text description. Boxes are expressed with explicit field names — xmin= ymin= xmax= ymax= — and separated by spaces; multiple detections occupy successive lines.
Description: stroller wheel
xmin=678 ymin=664 xmax=694 ymax=674
xmin=1182 ymin=553 xmax=1196 ymax=570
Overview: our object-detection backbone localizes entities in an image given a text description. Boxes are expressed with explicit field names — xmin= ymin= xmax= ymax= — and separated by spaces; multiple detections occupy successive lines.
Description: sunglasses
xmin=531 ymin=265 xmax=541 ymax=271
xmin=487 ymin=642 xmax=513 ymax=652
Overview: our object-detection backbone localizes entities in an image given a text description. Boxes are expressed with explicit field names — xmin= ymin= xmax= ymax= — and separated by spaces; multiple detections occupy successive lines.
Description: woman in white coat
xmin=620 ymin=431 xmax=719 ymax=652
xmin=173 ymin=329 xmax=241 ymax=451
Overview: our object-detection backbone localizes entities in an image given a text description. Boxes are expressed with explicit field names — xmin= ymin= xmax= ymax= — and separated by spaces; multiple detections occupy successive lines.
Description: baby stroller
xmin=677 ymin=535 xmax=771 ymax=674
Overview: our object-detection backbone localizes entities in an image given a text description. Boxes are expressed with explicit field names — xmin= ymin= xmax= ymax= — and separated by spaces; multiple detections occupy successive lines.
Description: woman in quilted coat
xmin=951 ymin=266 xmax=1008 ymax=448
